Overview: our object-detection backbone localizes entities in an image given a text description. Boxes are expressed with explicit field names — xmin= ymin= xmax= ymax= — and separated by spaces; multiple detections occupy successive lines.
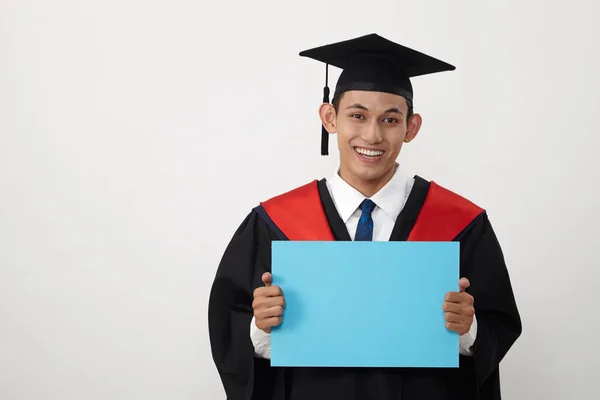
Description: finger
xmin=254 ymin=285 xmax=283 ymax=299
xmin=445 ymin=292 xmax=462 ymax=303
xmin=442 ymin=302 xmax=463 ymax=314
xmin=444 ymin=312 xmax=468 ymax=324
xmin=257 ymin=305 xmax=284 ymax=319
xmin=253 ymin=295 xmax=286 ymax=310
xmin=459 ymin=277 xmax=470 ymax=293
xmin=443 ymin=301 xmax=474 ymax=317
xmin=445 ymin=292 xmax=473 ymax=304
xmin=262 ymin=272 xmax=273 ymax=287
xmin=445 ymin=321 xmax=467 ymax=335
xmin=256 ymin=316 xmax=283 ymax=332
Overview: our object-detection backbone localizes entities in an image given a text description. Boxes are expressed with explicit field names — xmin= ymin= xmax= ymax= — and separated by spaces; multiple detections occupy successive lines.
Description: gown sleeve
xmin=207 ymin=210 xmax=284 ymax=400
xmin=459 ymin=212 xmax=522 ymax=395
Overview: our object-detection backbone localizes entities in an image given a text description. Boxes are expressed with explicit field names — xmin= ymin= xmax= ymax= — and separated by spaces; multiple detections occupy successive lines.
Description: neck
xmin=339 ymin=165 xmax=396 ymax=198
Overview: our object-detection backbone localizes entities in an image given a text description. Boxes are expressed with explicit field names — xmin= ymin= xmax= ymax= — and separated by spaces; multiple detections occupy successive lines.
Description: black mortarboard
xmin=299 ymin=33 xmax=456 ymax=155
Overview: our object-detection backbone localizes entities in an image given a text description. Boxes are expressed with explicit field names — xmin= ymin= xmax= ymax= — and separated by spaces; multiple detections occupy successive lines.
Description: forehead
xmin=339 ymin=90 xmax=408 ymax=109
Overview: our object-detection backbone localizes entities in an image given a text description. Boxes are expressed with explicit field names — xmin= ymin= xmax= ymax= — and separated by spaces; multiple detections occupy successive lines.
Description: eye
xmin=383 ymin=117 xmax=398 ymax=124
xmin=350 ymin=113 xmax=364 ymax=119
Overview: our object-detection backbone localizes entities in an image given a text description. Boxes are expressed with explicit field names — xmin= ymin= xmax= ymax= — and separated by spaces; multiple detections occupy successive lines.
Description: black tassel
xmin=321 ymin=64 xmax=330 ymax=156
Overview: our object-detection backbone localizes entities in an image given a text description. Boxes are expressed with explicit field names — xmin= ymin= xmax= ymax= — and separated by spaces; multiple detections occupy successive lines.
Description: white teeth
xmin=355 ymin=147 xmax=384 ymax=157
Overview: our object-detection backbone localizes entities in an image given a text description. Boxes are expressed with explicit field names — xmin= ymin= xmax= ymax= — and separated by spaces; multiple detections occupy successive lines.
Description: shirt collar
xmin=327 ymin=163 xmax=411 ymax=223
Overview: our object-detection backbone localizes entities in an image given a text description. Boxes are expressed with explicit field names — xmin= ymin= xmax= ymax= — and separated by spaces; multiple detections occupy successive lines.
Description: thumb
xmin=459 ymin=277 xmax=470 ymax=293
xmin=262 ymin=272 xmax=273 ymax=287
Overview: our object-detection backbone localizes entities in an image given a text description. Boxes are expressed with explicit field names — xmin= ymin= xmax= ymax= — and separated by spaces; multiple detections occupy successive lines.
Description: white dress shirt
xmin=325 ymin=164 xmax=414 ymax=241
xmin=250 ymin=165 xmax=477 ymax=359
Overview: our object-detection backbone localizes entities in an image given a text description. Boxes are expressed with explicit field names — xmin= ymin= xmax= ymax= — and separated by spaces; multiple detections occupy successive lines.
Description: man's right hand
xmin=252 ymin=272 xmax=285 ymax=334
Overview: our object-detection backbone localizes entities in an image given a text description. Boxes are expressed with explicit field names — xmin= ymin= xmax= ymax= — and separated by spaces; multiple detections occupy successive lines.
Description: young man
xmin=208 ymin=33 xmax=522 ymax=400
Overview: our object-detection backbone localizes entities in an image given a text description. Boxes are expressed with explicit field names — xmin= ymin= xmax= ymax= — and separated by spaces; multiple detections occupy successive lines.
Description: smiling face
xmin=319 ymin=90 xmax=422 ymax=197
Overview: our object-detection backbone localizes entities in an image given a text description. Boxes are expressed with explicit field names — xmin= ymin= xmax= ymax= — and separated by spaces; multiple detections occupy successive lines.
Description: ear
xmin=404 ymin=113 xmax=422 ymax=143
xmin=319 ymin=103 xmax=337 ymax=134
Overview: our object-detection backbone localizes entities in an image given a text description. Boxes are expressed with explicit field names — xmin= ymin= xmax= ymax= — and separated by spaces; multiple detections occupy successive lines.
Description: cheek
xmin=384 ymin=129 xmax=406 ymax=148
xmin=337 ymin=120 xmax=361 ymax=141
xmin=385 ymin=137 xmax=406 ymax=160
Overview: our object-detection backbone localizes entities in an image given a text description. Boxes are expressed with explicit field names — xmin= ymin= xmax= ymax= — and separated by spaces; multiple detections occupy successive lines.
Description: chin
xmin=353 ymin=164 xmax=392 ymax=182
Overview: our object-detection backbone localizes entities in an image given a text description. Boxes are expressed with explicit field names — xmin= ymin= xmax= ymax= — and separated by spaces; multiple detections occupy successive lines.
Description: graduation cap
xmin=299 ymin=33 xmax=456 ymax=155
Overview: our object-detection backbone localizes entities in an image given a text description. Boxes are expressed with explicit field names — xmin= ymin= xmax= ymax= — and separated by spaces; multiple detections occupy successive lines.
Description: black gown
xmin=208 ymin=176 xmax=522 ymax=400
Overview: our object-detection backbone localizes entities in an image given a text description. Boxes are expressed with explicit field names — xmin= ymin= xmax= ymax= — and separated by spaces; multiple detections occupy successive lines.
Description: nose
xmin=361 ymin=120 xmax=383 ymax=144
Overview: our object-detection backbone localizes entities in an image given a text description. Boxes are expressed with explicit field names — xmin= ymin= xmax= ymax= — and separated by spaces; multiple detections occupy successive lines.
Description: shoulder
xmin=255 ymin=179 xmax=323 ymax=221
xmin=409 ymin=176 xmax=487 ymax=241
xmin=251 ymin=179 xmax=333 ymax=241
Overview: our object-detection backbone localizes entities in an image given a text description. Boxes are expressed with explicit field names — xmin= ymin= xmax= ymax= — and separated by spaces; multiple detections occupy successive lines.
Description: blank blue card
xmin=270 ymin=241 xmax=459 ymax=368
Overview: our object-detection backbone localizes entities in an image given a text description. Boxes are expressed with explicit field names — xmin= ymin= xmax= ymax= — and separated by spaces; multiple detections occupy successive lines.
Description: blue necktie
xmin=355 ymin=199 xmax=376 ymax=241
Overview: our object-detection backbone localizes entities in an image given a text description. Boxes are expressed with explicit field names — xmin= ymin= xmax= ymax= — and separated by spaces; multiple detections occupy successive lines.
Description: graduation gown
xmin=208 ymin=176 xmax=522 ymax=400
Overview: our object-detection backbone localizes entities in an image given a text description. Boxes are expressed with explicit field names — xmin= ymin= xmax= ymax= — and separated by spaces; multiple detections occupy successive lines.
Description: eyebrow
xmin=345 ymin=103 xmax=404 ymax=116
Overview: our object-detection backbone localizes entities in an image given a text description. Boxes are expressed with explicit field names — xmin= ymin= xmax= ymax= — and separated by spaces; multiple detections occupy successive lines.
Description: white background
xmin=1 ymin=0 xmax=599 ymax=399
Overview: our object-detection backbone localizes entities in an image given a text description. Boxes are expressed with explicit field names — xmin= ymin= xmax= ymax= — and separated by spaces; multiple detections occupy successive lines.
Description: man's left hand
xmin=443 ymin=277 xmax=475 ymax=335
